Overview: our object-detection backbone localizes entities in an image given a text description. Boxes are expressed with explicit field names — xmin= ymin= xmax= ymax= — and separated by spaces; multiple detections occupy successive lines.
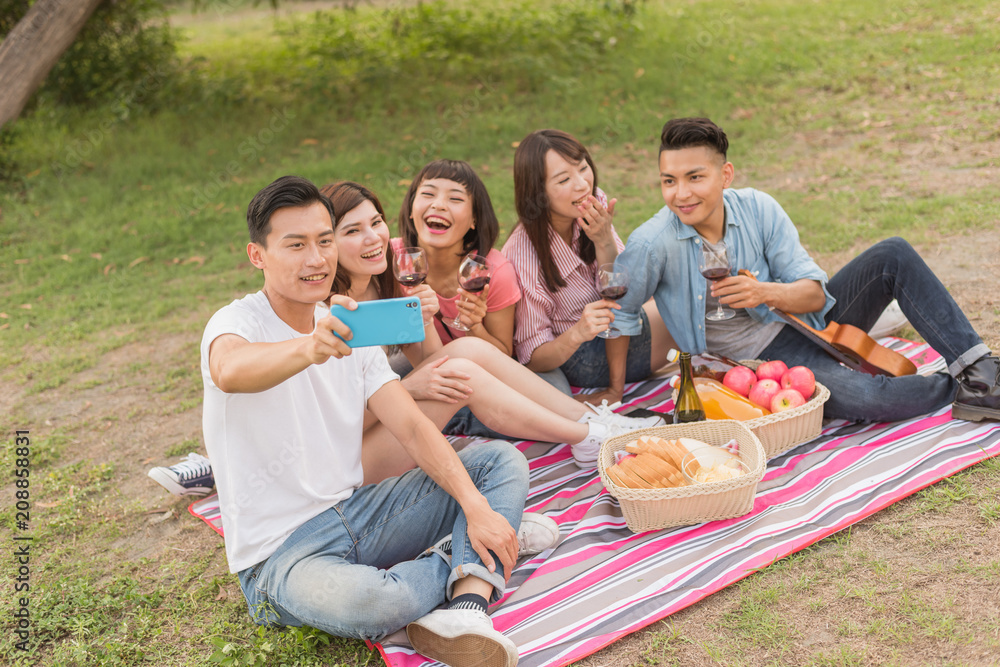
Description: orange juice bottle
xmin=670 ymin=376 xmax=771 ymax=420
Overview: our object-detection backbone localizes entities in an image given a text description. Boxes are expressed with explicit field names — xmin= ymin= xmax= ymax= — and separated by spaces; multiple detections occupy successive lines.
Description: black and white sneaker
xmin=147 ymin=453 xmax=214 ymax=496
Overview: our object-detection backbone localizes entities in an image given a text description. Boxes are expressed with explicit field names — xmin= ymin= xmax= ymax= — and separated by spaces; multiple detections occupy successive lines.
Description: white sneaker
xmin=517 ymin=512 xmax=559 ymax=557
xmin=869 ymin=299 xmax=909 ymax=339
xmin=406 ymin=608 xmax=518 ymax=667
xmin=583 ymin=399 xmax=665 ymax=429
xmin=570 ymin=420 xmax=622 ymax=468
xmin=147 ymin=453 xmax=214 ymax=496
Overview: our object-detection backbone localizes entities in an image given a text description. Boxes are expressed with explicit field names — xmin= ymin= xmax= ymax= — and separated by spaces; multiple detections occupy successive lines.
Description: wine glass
xmin=595 ymin=263 xmax=629 ymax=339
xmin=393 ymin=247 xmax=427 ymax=288
xmin=449 ymin=253 xmax=491 ymax=331
xmin=700 ymin=240 xmax=735 ymax=321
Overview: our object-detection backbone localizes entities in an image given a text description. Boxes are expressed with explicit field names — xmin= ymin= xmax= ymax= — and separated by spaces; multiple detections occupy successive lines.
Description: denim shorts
xmin=560 ymin=309 xmax=653 ymax=388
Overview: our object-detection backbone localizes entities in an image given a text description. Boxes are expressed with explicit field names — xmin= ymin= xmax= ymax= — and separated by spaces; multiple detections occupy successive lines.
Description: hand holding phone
xmin=329 ymin=297 xmax=426 ymax=348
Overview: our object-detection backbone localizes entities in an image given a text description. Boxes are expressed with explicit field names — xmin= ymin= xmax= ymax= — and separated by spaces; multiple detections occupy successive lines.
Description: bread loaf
xmin=609 ymin=436 xmax=745 ymax=489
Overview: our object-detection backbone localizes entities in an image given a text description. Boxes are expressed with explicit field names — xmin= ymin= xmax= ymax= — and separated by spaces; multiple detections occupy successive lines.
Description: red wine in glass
xmin=598 ymin=285 xmax=628 ymax=300
xmin=700 ymin=267 xmax=729 ymax=282
xmin=461 ymin=275 xmax=491 ymax=293
xmin=595 ymin=263 xmax=629 ymax=339
xmin=394 ymin=247 xmax=428 ymax=288
xmin=449 ymin=253 xmax=491 ymax=331
xmin=700 ymin=240 xmax=735 ymax=321
xmin=397 ymin=273 xmax=427 ymax=288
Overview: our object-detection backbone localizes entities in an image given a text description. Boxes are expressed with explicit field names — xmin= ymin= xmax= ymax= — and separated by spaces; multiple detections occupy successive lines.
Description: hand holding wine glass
xmin=449 ymin=253 xmax=491 ymax=331
xmin=393 ymin=246 xmax=428 ymax=288
xmin=595 ymin=263 xmax=629 ymax=339
xmin=700 ymin=240 xmax=735 ymax=321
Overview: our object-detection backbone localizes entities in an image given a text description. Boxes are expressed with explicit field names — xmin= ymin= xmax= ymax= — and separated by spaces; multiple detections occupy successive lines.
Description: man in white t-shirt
xmin=202 ymin=175 xmax=545 ymax=667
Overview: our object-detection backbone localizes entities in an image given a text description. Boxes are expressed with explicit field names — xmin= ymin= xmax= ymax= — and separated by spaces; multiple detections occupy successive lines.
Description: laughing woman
xmin=396 ymin=159 xmax=520 ymax=356
xmin=320 ymin=180 xmax=662 ymax=477
xmin=504 ymin=129 xmax=676 ymax=405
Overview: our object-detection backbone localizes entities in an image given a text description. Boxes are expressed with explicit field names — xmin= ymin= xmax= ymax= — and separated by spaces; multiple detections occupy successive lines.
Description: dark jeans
xmin=760 ymin=237 xmax=989 ymax=422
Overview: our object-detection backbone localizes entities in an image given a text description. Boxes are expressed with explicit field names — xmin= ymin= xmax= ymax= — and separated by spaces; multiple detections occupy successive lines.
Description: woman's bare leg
xmin=362 ymin=357 xmax=590 ymax=484
xmin=416 ymin=337 xmax=591 ymax=420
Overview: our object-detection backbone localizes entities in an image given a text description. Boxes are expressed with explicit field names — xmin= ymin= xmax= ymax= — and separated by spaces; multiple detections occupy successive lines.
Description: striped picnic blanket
xmin=189 ymin=339 xmax=1000 ymax=667
xmin=372 ymin=339 xmax=1000 ymax=667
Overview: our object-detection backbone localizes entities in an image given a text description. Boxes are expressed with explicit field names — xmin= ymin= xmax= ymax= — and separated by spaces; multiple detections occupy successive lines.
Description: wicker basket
xmin=738 ymin=360 xmax=830 ymax=458
xmin=670 ymin=360 xmax=830 ymax=459
xmin=597 ymin=420 xmax=766 ymax=533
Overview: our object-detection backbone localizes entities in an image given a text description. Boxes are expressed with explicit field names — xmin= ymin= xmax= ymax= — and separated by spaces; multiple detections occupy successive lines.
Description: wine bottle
xmin=673 ymin=352 xmax=706 ymax=424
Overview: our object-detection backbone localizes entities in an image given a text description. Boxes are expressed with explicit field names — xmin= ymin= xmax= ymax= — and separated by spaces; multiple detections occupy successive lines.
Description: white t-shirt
xmin=201 ymin=291 xmax=398 ymax=573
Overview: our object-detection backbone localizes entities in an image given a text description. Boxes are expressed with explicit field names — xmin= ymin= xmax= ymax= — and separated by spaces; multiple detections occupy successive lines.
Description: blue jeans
xmin=561 ymin=309 xmax=653 ymax=388
xmin=236 ymin=441 xmax=529 ymax=641
xmin=760 ymin=238 xmax=989 ymax=422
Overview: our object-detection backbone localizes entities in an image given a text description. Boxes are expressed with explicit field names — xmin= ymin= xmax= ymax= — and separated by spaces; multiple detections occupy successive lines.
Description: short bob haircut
xmin=320 ymin=180 xmax=400 ymax=301
xmin=397 ymin=160 xmax=499 ymax=257
xmin=513 ymin=129 xmax=599 ymax=293
xmin=247 ymin=175 xmax=335 ymax=246
xmin=659 ymin=117 xmax=729 ymax=159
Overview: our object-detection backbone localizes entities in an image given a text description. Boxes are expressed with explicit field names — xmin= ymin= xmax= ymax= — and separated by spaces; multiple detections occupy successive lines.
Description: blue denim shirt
xmin=614 ymin=187 xmax=835 ymax=354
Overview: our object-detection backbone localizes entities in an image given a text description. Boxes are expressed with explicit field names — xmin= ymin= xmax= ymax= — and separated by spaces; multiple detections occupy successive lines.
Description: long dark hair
xmin=320 ymin=181 xmax=400 ymax=301
xmin=398 ymin=160 xmax=499 ymax=256
xmin=513 ymin=129 xmax=599 ymax=293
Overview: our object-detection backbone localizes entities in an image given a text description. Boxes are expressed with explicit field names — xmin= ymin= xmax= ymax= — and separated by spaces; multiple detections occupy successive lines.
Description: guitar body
xmin=820 ymin=320 xmax=917 ymax=377
xmin=736 ymin=269 xmax=917 ymax=377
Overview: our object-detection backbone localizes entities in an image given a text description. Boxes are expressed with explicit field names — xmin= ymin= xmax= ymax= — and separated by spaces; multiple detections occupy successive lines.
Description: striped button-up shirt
xmin=502 ymin=222 xmax=624 ymax=365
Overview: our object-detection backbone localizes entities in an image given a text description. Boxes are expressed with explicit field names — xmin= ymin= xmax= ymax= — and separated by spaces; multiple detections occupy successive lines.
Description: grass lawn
xmin=1 ymin=0 xmax=998 ymax=664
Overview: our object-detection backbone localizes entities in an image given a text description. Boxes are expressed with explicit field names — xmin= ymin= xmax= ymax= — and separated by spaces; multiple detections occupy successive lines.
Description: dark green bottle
xmin=673 ymin=352 xmax=706 ymax=423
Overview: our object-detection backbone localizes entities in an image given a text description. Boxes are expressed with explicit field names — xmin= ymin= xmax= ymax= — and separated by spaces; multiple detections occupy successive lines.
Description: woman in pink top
xmin=505 ymin=129 xmax=675 ymax=405
xmin=397 ymin=159 xmax=521 ymax=356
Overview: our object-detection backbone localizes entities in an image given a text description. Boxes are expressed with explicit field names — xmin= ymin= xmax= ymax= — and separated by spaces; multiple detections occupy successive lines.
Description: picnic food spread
xmin=606 ymin=435 xmax=746 ymax=489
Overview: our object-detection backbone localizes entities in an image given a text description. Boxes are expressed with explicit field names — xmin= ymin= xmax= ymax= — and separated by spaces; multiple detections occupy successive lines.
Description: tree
xmin=0 ymin=0 xmax=104 ymax=129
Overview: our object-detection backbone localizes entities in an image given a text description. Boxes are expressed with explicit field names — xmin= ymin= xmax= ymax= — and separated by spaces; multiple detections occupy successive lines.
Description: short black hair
xmin=246 ymin=175 xmax=335 ymax=246
xmin=398 ymin=160 xmax=499 ymax=257
xmin=659 ymin=117 xmax=729 ymax=159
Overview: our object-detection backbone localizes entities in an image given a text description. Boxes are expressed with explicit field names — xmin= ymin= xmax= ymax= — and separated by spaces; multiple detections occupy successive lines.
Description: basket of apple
xmin=720 ymin=360 xmax=830 ymax=458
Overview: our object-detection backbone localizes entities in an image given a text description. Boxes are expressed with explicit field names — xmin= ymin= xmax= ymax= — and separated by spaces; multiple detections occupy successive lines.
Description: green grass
xmin=2 ymin=0 xmax=1000 ymax=664
xmin=4 ymin=0 xmax=999 ymax=392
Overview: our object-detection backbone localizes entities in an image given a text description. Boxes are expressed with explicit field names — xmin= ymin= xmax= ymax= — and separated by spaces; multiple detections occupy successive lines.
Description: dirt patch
xmin=813 ymin=230 xmax=1000 ymax=351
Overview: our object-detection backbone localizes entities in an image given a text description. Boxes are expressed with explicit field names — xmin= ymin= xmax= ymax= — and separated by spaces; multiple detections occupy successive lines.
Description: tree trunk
xmin=0 ymin=0 xmax=104 ymax=129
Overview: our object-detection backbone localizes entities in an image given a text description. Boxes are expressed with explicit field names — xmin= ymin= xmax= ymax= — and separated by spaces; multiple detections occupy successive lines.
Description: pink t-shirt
xmin=391 ymin=239 xmax=521 ymax=342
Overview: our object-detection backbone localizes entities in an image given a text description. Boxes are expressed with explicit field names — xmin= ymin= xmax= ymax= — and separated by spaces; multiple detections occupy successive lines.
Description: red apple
xmin=781 ymin=366 xmax=815 ymax=399
xmin=770 ymin=388 xmax=807 ymax=412
xmin=755 ymin=359 xmax=789 ymax=383
xmin=723 ymin=366 xmax=757 ymax=397
xmin=747 ymin=378 xmax=781 ymax=410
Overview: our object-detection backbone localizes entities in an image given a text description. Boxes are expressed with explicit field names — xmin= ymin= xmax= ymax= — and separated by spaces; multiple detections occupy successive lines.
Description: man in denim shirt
xmin=610 ymin=117 xmax=999 ymax=423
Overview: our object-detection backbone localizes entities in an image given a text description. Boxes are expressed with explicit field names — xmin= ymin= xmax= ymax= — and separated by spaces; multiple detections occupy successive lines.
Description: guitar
xmin=737 ymin=270 xmax=917 ymax=377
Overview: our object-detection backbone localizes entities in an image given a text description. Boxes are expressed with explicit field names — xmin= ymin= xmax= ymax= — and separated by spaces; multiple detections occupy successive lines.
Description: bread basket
xmin=597 ymin=420 xmax=766 ymax=533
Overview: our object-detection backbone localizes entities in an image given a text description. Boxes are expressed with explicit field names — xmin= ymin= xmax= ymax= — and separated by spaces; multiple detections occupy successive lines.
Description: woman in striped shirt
xmin=504 ymin=129 xmax=675 ymax=405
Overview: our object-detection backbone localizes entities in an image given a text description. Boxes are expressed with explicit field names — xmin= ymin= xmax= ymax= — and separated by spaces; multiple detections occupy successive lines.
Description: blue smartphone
xmin=329 ymin=297 xmax=425 ymax=348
